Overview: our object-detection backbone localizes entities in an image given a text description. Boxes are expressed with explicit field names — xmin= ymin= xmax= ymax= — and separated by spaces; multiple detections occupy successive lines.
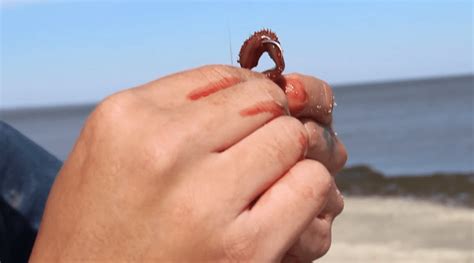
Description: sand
xmin=318 ymin=197 xmax=474 ymax=263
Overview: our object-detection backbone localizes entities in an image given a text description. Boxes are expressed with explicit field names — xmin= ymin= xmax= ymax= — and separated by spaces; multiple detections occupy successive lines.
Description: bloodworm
xmin=187 ymin=29 xmax=285 ymax=101
xmin=238 ymin=29 xmax=285 ymax=83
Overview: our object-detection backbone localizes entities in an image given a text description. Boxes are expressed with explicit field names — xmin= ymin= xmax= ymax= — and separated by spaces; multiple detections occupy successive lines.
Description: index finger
xmin=134 ymin=64 xmax=266 ymax=108
xmin=279 ymin=74 xmax=335 ymax=125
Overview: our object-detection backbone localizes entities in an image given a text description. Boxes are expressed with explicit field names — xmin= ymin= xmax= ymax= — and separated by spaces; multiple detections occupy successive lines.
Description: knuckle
xmin=90 ymin=91 xmax=131 ymax=125
xmin=139 ymin=114 xmax=189 ymax=175
xmin=323 ymin=187 xmax=345 ymax=219
xmin=305 ymin=160 xmax=333 ymax=196
xmin=317 ymin=236 xmax=332 ymax=258
xmin=307 ymin=229 xmax=332 ymax=261
xmin=259 ymin=117 xmax=308 ymax=163
xmin=335 ymin=143 xmax=348 ymax=171
xmin=142 ymin=137 xmax=181 ymax=176
xmin=85 ymin=91 xmax=144 ymax=143
xmin=90 ymin=92 xmax=182 ymax=174
xmin=334 ymin=193 xmax=345 ymax=216
xmin=309 ymin=222 xmax=332 ymax=260
xmin=289 ymin=160 xmax=332 ymax=202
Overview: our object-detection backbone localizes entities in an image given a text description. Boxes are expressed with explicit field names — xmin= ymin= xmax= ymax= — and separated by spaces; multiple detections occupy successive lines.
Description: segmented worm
xmin=187 ymin=29 xmax=286 ymax=103
xmin=238 ymin=29 xmax=285 ymax=83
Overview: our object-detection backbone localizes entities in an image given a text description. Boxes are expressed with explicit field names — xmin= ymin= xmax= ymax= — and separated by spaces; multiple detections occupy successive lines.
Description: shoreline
xmin=1 ymin=74 xmax=472 ymax=111
xmin=336 ymin=165 xmax=474 ymax=208
xmin=332 ymin=73 xmax=473 ymax=90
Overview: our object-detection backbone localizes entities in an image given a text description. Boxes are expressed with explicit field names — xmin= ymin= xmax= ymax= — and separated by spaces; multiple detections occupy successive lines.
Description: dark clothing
xmin=0 ymin=197 xmax=37 ymax=263
xmin=0 ymin=121 xmax=62 ymax=263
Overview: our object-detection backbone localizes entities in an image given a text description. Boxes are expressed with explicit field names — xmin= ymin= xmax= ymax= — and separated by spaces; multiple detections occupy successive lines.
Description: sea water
xmin=333 ymin=75 xmax=473 ymax=175
xmin=2 ymin=75 xmax=473 ymax=176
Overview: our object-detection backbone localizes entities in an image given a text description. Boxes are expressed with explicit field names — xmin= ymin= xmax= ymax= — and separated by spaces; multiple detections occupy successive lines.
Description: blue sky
xmin=1 ymin=1 xmax=472 ymax=108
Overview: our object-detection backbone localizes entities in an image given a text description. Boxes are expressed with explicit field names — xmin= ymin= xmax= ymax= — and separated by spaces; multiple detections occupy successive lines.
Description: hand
xmin=279 ymin=74 xmax=347 ymax=262
xmin=30 ymin=65 xmax=346 ymax=262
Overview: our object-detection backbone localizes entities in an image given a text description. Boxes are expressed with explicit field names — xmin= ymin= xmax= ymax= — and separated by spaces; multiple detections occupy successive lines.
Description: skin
xmin=30 ymin=65 xmax=347 ymax=262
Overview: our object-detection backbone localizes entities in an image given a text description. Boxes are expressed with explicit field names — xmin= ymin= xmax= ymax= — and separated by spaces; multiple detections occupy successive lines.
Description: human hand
xmin=30 ymin=65 xmax=346 ymax=262
xmin=278 ymin=74 xmax=347 ymax=262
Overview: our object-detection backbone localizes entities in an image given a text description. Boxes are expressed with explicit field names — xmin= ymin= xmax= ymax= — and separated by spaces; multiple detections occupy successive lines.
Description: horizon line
xmin=1 ymin=72 xmax=472 ymax=112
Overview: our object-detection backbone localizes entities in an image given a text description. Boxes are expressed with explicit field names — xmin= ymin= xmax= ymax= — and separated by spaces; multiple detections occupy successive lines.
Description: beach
xmin=319 ymin=197 xmax=474 ymax=263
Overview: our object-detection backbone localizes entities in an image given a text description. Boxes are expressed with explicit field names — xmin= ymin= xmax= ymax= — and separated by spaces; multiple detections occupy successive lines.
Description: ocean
xmin=333 ymin=75 xmax=473 ymax=175
xmin=1 ymin=75 xmax=473 ymax=176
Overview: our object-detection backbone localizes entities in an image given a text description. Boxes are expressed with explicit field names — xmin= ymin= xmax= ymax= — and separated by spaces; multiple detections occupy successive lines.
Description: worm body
xmin=238 ymin=29 xmax=285 ymax=82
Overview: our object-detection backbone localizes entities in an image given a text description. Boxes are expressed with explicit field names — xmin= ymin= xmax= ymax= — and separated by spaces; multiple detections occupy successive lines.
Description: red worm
xmin=238 ymin=29 xmax=285 ymax=83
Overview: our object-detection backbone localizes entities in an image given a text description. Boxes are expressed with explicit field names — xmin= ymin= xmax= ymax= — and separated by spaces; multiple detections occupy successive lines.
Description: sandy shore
xmin=318 ymin=197 xmax=474 ymax=263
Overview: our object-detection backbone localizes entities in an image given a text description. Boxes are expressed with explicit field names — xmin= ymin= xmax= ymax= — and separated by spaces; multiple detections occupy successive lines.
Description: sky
xmin=1 ymin=0 xmax=472 ymax=108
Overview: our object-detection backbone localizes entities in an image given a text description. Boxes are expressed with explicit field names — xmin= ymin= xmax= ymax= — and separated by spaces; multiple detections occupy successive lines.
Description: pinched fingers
xmin=219 ymin=116 xmax=308 ymax=212
xmin=282 ymin=214 xmax=333 ymax=262
xmin=282 ymin=73 xmax=335 ymax=125
xmin=302 ymin=119 xmax=347 ymax=174
xmin=246 ymin=160 xmax=333 ymax=259
xmin=319 ymin=179 xmax=344 ymax=220
xmin=180 ymin=77 xmax=289 ymax=153
xmin=133 ymin=64 xmax=292 ymax=153
xmin=282 ymin=180 xmax=344 ymax=262
xmin=279 ymin=73 xmax=347 ymax=173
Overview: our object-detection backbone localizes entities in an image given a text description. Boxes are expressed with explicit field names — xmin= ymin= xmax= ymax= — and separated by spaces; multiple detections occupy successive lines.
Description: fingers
xmin=319 ymin=181 xmax=344 ymax=219
xmin=281 ymin=73 xmax=335 ymax=125
xmin=219 ymin=116 xmax=308 ymax=210
xmin=282 ymin=181 xmax=344 ymax=262
xmin=282 ymin=216 xmax=333 ymax=262
xmin=182 ymin=77 xmax=289 ymax=152
xmin=248 ymin=160 xmax=333 ymax=257
xmin=134 ymin=64 xmax=265 ymax=108
xmin=278 ymin=73 xmax=347 ymax=173
xmin=302 ymin=119 xmax=348 ymax=174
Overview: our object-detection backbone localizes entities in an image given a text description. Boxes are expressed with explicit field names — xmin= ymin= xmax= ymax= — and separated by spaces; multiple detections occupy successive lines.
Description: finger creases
xmin=183 ymin=77 xmax=289 ymax=153
xmin=283 ymin=215 xmax=333 ymax=262
xmin=282 ymin=74 xmax=334 ymax=125
xmin=219 ymin=116 xmax=309 ymax=211
xmin=247 ymin=160 xmax=333 ymax=256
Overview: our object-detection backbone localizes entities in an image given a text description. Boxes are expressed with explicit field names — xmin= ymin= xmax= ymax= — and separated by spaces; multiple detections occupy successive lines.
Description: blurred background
xmin=1 ymin=1 xmax=473 ymax=262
